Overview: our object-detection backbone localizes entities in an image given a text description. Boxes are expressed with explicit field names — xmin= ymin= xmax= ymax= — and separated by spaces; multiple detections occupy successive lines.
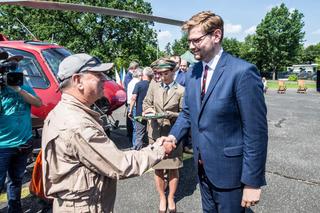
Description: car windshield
xmin=42 ymin=48 xmax=112 ymax=80
xmin=42 ymin=48 xmax=72 ymax=77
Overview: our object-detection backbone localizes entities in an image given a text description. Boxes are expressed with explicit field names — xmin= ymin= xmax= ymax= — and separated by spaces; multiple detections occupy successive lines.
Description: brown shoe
xmin=168 ymin=208 xmax=176 ymax=213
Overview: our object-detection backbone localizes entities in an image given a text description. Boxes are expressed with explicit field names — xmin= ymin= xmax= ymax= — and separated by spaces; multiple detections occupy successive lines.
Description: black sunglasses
xmin=57 ymin=56 xmax=102 ymax=82
xmin=76 ymin=56 xmax=102 ymax=74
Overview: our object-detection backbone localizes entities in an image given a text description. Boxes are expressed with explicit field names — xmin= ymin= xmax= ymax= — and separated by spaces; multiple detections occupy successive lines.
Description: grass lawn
xmin=267 ymin=80 xmax=316 ymax=89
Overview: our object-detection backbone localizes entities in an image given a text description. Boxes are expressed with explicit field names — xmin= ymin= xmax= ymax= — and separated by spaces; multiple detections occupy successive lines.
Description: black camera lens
xmin=6 ymin=72 xmax=23 ymax=86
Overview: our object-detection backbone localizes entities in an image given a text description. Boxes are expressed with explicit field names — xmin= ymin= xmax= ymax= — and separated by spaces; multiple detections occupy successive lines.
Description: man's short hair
xmin=143 ymin=67 xmax=154 ymax=79
xmin=129 ymin=61 xmax=139 ymax=70
xmin=59 ymin=78 xmax=72 ymax=91
xmin=182 ymin=11 xmax=224 ymax=41
xmin=132 ymin=67 xmax=143 ymax=78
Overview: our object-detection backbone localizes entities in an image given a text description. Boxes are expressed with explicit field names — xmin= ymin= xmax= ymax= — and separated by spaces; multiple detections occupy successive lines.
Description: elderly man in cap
xmin=41 ymin=53 xmax=175 ymax=212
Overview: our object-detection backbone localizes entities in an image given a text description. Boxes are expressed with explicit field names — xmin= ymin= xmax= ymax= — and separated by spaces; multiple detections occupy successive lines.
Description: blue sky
xmin=146 ymin=0 xmax=320 ymax=50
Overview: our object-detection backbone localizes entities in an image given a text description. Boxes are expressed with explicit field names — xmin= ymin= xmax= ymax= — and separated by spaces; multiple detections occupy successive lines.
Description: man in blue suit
xmin=160 ymin=11 xmax=268 ymax=212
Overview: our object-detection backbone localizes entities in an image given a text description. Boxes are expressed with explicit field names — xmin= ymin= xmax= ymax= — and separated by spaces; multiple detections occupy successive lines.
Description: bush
xmin=288 ymin=74 xmax=298 ymax=81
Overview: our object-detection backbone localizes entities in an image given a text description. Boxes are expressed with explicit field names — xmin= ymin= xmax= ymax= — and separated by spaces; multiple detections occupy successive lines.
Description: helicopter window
xmin=0 ymin=47 xmax=50 ymax=89
xmin=42 ymin=48 xmax=72 ymax=77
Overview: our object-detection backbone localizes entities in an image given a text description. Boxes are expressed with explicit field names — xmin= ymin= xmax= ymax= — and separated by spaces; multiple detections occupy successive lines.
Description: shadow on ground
xmin=176 ymin=156 xmax=198 ymax=203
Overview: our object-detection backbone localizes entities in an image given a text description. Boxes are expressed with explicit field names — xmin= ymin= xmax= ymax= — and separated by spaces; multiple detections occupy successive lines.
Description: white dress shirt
xmin=201 ymin=48 xmax=223 ymax=93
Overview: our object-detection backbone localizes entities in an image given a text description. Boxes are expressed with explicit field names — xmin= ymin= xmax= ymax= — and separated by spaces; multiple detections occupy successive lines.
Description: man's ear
xmin=71 ymin=74 xmax=84 ymax=90
xmin=213 ymin=29 xmax=222 ymax=43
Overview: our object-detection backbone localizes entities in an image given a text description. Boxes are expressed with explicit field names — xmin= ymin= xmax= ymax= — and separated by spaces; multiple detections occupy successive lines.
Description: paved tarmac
xmin=0 ymin=88 xmax=319 ymax=212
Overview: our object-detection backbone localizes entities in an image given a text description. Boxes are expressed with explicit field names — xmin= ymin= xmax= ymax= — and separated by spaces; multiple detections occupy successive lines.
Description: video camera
xmin=0 ymin=51 xmax=23 ymax=86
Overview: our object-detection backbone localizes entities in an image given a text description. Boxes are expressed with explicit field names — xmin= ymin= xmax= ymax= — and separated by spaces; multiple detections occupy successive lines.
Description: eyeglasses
xmin=187 ymin=30 xmax=215 ymax=46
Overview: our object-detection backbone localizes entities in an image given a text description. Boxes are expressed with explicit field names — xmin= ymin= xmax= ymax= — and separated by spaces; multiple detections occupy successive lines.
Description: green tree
xmin=171 ymin=33 xmax=188 ymax=55
xmin=254 ymin=3 xmax=305 ymax=79
xmin=302 ymin=43 xmax=320 ymax=64
xmin=222 ymin=37 xmax=242 ymax=57
xmin=239 ymin=35 xmax=258 ymax=65
xmin=164 ymin=42 xmax=172 ymax=56
xmin=0 ymin=0 xmax=158 ymax=68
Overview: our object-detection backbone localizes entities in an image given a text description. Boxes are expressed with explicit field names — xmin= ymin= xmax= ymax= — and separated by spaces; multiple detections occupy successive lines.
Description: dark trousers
xmin=0 ymin=139 xmax=33 ymax=213
xmin=126 ymin=109 xmax=134 ymax=142
xmin=134 ymin=120 xmax=147 ymax=150
xmin=198 ymin=164 xmax=245 ymax=213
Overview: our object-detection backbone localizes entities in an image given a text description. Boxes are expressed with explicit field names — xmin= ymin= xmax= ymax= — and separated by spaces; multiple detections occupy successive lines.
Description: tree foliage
xmin=254 ymin=3 xmax=305 ymax=79
xmin=222 ymin=38 xmax=242 ymax=57
xmin=171 ymin=33 xmax=188 ymax=56
xmin=301 ymin=43 xmax=320 ymax=64
xmin=0 ymin=0 xmax=158 ymax=68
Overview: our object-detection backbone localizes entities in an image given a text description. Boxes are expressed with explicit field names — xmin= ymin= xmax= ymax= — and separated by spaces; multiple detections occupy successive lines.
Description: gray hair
xmin=59 ymin=78 xmax=72 ymax=91
xmin=132 ymin=67 xmax=143 ymax=78
xmin=129 ymin=61 xmax=139 ymax=69
xmin=143 ymin=67 xmax=154 ymax=78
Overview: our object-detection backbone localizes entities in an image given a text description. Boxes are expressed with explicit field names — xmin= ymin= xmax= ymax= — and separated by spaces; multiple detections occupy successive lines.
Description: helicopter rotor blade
xmin=0 ymin=0 xmax=184 ymax=26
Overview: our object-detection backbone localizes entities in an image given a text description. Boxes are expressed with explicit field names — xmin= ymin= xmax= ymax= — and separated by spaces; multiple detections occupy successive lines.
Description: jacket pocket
xmin=71 ymin=167 xmax=95 ymax=193
xmin=224 ymin=145 xmax=243 ymax=157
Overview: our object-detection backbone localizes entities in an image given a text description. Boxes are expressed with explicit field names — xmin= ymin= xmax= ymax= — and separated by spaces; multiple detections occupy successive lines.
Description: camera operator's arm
xmin=10 ymin=85 xmax=42 ymax=107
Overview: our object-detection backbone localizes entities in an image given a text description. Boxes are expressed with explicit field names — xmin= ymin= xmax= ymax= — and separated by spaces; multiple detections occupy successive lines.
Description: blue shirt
xmin=132 ymin=80 xmax=150 ymax=116
xmin=0 ymin=85 xmax=36 ymax=148
xmin=124 ymin=72 xmax=133 ymax=91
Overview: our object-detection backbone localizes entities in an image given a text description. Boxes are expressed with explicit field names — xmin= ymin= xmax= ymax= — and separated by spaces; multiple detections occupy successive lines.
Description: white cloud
xmin=312 ymin=29 xmax=320 ymax=35
xmin=157 ymin=30 xmax=172 ymax=42
xmin=244 ymin=25 xmax=256 ymax=35
xmin=157 ymin=30 xmax=173 ymax=50
xmin=225 ymin=23 xmax=242 ymax=34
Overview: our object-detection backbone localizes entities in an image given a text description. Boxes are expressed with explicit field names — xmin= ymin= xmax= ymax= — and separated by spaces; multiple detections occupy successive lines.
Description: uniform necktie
xmin=201 ymin=65 xmax=209 ymax=101
xmin=163 ymin=85 xmax=170 ymax=101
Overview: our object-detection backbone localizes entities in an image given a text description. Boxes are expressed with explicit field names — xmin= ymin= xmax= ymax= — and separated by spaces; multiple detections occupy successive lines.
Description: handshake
xmin=156 ymin=135 xmax=177 ymax=155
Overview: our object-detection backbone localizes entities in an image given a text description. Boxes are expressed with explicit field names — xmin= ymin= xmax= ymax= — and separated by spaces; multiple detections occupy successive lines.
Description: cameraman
xmin=0 ymin=56 xmax=42 ymax=213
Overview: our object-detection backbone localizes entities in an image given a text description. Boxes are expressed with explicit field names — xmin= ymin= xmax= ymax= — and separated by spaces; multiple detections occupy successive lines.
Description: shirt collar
xmin=161 ymin=81 xmax=176 ymax=89
xmin=202 ymin=48 xmax=224 ymax=71
xmin=61 ymin=93 xmax=101 ymax=120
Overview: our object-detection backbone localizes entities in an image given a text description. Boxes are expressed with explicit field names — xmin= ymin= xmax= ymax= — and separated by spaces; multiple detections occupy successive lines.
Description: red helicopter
xmin=0 ymin=34 xmax=126 ymax=135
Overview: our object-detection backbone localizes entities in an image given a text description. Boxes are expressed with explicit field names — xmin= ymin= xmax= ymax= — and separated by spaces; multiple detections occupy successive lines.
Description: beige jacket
xmin=42 ymin=94 xmax=165 ymax=213
xmin=143 ymin=81 xmax=184 ymax=141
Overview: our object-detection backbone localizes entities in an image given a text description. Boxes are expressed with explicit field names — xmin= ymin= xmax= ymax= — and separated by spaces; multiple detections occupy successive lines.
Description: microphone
xmin=0 ymin=51 xmax=9 ymax=60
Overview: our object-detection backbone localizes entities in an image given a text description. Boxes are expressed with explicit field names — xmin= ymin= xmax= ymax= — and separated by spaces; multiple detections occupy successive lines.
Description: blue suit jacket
xmin=175 ymin=70 xmax=186 ymax=87
xmin=170 ymin=52 xmax=268 ymax=189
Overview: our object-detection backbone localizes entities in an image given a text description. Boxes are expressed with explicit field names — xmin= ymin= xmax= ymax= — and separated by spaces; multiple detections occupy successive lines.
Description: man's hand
xmin=162 ymin=141 xmax=176 ymax=155
xmin=8 ymin=86 xmax=21 ymax=93
xmin=128 ymin=111 xmax=133 ymax=119
xmin=241 ymin=185 xmax=261 ymax=208
xmin=156 ymin=136 xmax=177 ymax=155
xmin=165 ymin=111 xmax=174 ymax=119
